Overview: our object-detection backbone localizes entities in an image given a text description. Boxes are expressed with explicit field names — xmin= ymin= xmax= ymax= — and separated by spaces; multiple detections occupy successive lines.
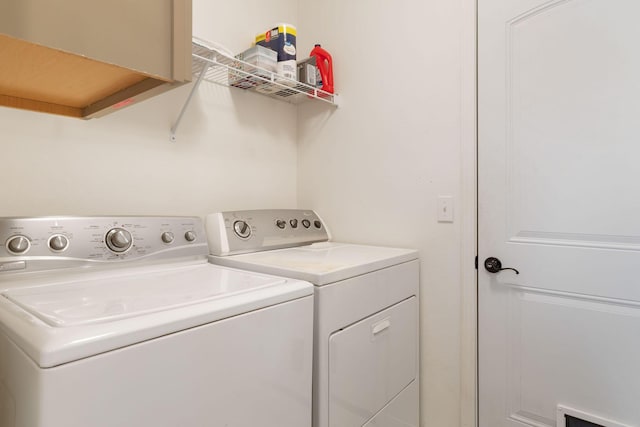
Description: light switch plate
xmin=437 ymin=196 xmax=454 ymax=222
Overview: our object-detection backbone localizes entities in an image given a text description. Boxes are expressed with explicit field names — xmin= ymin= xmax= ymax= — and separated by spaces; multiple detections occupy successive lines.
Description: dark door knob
xmin=484 ymin=257 xmax=519 ymax=274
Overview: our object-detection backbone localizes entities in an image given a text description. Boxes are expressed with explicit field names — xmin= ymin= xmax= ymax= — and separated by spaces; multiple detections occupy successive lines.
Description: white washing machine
xmin=0 ymin=216 xmax=313 ymax=427
xmin=206 ymin=209 xmax=420 ymax=427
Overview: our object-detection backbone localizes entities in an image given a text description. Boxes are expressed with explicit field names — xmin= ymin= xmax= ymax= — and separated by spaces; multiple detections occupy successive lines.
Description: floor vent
xmin=557 ymin=405 xmax=632 ymax=427
xmin=566 ymin=415 xmax=605 ymax=427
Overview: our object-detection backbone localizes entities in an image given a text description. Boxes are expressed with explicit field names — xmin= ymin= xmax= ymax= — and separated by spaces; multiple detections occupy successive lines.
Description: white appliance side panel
xmin=0 ymin=296 xmax=313 ymax=427
xmin=313 ymin=259 xmax=419 ymax=427
xmin=328 ymin=297 xmax=417 ymax=427
xmin=363 ymin=380 xmax=419 ymax=427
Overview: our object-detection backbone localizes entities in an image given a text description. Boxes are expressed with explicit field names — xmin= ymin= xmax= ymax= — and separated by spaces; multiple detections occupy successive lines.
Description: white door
xmin=478 ymin=1 xmax=640 ymax=427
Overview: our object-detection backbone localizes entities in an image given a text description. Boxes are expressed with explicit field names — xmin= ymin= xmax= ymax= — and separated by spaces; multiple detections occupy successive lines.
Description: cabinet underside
xmin=0 ymin=34 xmax=171 ymax=118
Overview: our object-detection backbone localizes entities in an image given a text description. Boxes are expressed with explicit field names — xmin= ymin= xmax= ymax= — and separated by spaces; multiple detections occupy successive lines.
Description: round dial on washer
xmin=105 ymin=228 xmax=132 ymax=253
xmin=276 ymin=219 xmax=286 ymax=229
xmin=161 ymin=232 xmax=174 ymax=244
xmin=233 ymin=220 xmax=251 ymax=239
xmin=314 ymin=220 xmax=322 ymax=229
xmin=48 ymin=234 xmax=69 ymax=252
xmin=184 ymin=231 xmax=197 ymax=242
xmin=6 ymin=235 xmax=30 ymax=255
xmin=301 ymin=219 xmax=311 ymax=229
xmin=290 ymin=219 xmax=298 ymax=228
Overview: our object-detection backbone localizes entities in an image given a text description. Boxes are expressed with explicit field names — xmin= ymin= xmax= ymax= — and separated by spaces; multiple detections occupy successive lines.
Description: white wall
xmin=0 ymin=0 xmax=299 ymax=218
xmin=296 ymin=1 xmax=477 ymax=426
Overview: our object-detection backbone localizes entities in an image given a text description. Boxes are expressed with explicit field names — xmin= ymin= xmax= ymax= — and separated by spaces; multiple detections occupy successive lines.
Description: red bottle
xmin=310 ymin=44 xmax=334 ymax=94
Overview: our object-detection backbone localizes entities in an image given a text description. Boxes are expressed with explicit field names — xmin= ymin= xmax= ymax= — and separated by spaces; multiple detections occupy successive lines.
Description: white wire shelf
xmin=192 ymin=41 xmax=338 ymax=105
xmin=170 ymin=39 xmax=338 ymax=141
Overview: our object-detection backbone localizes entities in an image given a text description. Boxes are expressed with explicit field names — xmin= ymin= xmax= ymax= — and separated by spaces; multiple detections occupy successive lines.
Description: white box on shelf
xmin=228 ymin=45 xmax=278 ymax=89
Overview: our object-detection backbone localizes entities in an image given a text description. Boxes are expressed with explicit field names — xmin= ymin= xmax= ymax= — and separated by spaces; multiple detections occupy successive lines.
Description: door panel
xmin=478 ymin=0 xmax=640 ymax=426
xmin=506 ymin=0 xmax=640 ymax=249
xmin=505 ymin=287 xmax=640 ymax=426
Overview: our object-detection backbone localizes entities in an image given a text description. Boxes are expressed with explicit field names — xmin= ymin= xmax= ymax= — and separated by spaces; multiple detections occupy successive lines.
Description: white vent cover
xmin=557 ymin=405 xmax=632 ymax=427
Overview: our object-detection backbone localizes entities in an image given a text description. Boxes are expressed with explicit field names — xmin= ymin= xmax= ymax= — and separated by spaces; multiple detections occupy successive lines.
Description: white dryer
xmin=206 ymin=209 xmax=420 ymax=427
xmin=0 ymin=216 xmax=313 ymax=427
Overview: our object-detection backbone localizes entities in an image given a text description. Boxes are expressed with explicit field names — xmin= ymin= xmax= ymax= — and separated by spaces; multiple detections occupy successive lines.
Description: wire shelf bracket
xmin=169 ymin=60 xmax=210 ymax=142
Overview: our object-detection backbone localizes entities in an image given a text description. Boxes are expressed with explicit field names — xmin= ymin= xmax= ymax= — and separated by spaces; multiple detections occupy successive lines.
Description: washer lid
xmin=0 ymin=262 xmax=313 ymax=368
xmin=209 ymin=242 xmax=419 ymax=286
xmin=3 ymin=265 xmax=287 ymax=327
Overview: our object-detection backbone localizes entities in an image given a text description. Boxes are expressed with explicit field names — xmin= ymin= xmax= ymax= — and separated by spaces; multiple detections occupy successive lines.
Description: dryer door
xmin=328 ymin=296 xmax=417 ymax=427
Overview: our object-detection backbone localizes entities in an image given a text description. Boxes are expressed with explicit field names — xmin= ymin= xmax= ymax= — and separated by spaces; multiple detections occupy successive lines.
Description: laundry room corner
xmin=0 ymin=0 xmax=301 ymax=218
xmin=296 ymin=0 xmax=478 ymax=426
xmin=0 ymin=0 xmax=479 ymax=425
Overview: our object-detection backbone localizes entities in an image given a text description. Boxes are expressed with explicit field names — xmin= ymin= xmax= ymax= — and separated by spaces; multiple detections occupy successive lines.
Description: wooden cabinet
xmin=0 ymin=0 xmax=191 ymax=118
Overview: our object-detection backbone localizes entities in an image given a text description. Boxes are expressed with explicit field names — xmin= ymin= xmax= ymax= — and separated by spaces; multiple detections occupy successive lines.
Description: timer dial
xmin=105 ymin=228 xmax=132 ymax=253
xmin=184 ymin=231 xmax=197 ymax=242
xmin=233 ymin=220 xmax=251 ymax=239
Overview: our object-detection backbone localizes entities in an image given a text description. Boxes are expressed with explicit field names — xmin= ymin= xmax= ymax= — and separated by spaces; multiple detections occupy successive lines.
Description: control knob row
xmin=6 ymin=234 xmax=71 ymax=255
xmin=232 ymin=218 xmax=323 ymax=238
xmin=162 ymin=231 xmax=197 ymax=244
xmin=106 ymin=228 xmax=197 ymax=252
xmin=276 ymin=219 xmax=322 ymax=230
xmin=5 ymin=228 xmax=198 ymax=256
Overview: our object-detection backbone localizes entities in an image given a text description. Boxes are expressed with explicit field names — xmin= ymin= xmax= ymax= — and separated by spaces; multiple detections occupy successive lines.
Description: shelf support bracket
xmin=170 ymin=62 xmax=210 ymax=142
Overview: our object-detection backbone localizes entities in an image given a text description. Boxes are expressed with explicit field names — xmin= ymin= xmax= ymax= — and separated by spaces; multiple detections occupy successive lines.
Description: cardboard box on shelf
xmin=297 ymin=57 xmax=318 ymax=87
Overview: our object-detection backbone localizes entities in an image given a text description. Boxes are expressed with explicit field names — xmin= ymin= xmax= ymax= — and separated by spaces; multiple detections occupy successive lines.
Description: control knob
xmin=233 ymin=221 xmax=251 ymax=239
xmin=6 ymin=235 xmax=30 ymax=255
xmin=48 ymin=234 xmax=69 ymax=252
xmin=276 ymin=219 xmax=286 ymax=229
xmin=301 ymin=219 xmax=311 ymax=229
xmin=161 ymin=232 xmax=174 ymax=244
xmin=184 ymin=231 xmax=197 ymax=242
xmin=105 ymin=228 xmax=132 ymax=253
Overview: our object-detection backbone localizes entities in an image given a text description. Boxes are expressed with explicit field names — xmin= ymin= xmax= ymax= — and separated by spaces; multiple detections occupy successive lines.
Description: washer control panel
xmin=0 ymin=216 xmax=207 ymax=273
xmin=206 ymin=209 xmax=329 ymax=256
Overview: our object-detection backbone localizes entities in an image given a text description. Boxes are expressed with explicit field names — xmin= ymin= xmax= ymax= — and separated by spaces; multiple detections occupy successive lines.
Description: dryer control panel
xmin=0 ymin=216 xmax=207 ymax=274
xmin=206 ymin=209 xmax=329 ymax=256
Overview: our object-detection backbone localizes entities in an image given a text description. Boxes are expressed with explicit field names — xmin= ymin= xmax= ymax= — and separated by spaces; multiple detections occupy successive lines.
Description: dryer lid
xmin=3 ymin=264 xmax=286 ymax=327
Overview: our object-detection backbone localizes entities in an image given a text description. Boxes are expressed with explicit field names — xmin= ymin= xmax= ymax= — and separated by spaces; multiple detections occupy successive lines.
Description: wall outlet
xmin=437 ymin=196 xmax=454 ymax=222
